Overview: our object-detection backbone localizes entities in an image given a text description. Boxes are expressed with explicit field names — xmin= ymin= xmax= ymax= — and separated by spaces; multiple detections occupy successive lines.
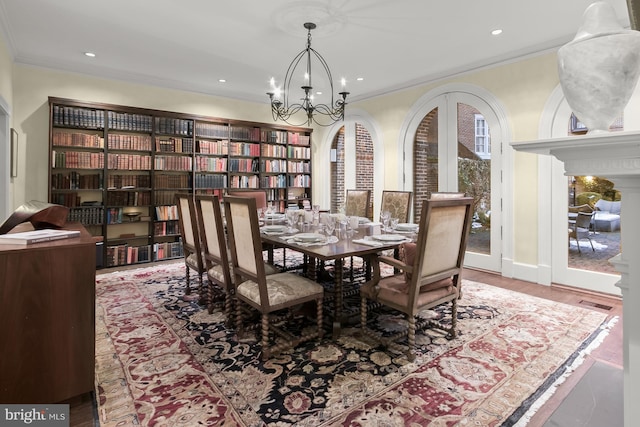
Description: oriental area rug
xmin=94 ymin=257 xmax=615 ymax=426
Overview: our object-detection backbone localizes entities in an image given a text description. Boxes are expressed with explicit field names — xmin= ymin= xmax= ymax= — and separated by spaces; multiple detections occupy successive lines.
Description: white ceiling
xmin=0 ymin=0 xmax=632 ymax=105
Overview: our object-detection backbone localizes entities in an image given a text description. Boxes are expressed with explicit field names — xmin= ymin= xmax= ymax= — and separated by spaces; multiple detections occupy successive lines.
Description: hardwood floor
xmin=69 ymin=266 xmax=623 ymax=426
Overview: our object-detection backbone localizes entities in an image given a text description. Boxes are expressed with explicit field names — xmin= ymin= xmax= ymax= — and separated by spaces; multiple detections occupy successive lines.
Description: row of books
xmin=288 ymin=161 xmax=311 ymax=173
xmin=106 ymin=244 xmax=153 ymax=267
xmin=53 ymin=131 xmax=104 ymax=148
xmin=108 ymin=134 xmax=152 ymax=151
xmin=195 ymin=174 xmax=227 ymax=189
xmin=266 ymin=188 xmax=287 ymax=202
xmin=52 ymin=151 xmax=105 ymax=169
xmin=154 ymin=221 xmax=180 ymax=236
xmin=106 ymin=208 xmax=125 ymax=224
xmin=289 ymin=174 xmax=311 ymax=187
xmin=260 ymin=159 xmax=287 ymax=173
xmin=51 ymin=172 xmax=102 ymax=190
xmin=229 ymin=142 xmax=260 ymax=157
xmin=155 ymin=205 xmax=179 ymax=220
xmin=228 ymin=158 xmax=259 ymax=173
xmin=229 ymin=175 xmax=259 ymax=189
xmin=155 ymin=137 xmax=194 ymax=153
xmin=154 ymin=174 xmax=190 ymax=189
xmin=195 ymin=122 xmax=229 ymax=139
xmin=153 ymin=241 xmax=184 ymax=261
xmin=106 ymin=191 xmax=151 ymax=207
xmin=108 ymin=174 xmax=151 ymax=189
xmin=156 ymin=117 xmax=193 ymax=136
xmin=288 ymin=146 xmax=311 ymax=159
xmin=261 ymin=144 xmax=287 ymax=157
xmin=260 ymin=175 xmax=287 ymax=188
xmin=230 ymin=126 xmax=261 ymax=141
xmin=195 ymin=156 xmax=227 ymax=172
xmin=108 ymin=111 xmax=153 ymax=132
xmin=68 ymin=206 xmax=104 ymax=225
xmin=107 ymin=153 xmax=152 ymax=170
xmin=263 ymin=130 xmax=288 ymax=144
xmin=154 ymin=191 xmax=182 ymax=205
xmin=197 ymin=139 xmax=228 ymax=155
xmin=154 ymin=155 xmax=192 ymax=171
xmin=50 ymin=192 xmax=81 ymax=207
xmin=53 ymin=105 xmax=105 ymax=129
xmin=288 ymin=132 xmax=310 ymax=146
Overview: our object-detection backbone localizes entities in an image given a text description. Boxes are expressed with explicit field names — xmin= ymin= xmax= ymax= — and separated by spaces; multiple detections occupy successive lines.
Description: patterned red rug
xmin=95 ymin=259 xmax=614 ymax=426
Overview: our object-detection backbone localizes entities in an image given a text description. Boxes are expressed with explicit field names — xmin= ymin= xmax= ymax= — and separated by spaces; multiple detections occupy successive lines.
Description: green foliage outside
xmin=458 ymin=157 xmax=491 ymax=228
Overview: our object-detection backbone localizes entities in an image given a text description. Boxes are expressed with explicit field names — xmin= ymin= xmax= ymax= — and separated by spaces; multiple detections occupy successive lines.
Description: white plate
xmin=262 ymin=225 xmax=288 ymax=233
xmin=372 ymin=234 xmax=407 ymax=242
xmin=395 ymin=223 xmax=418 ymax=231
xmin=357 ymin=217 xmax=370 ymax=224
xmin=293 ymin=233 xmax=325 ymax=242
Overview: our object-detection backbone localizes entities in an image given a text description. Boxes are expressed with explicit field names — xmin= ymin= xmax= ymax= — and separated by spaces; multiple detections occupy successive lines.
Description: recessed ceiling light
xmin=84 ymin=52 xmax=96 ymax=57
xmin=218 ymin=79 xmax=226 ymax=83
xmin=491 ymin=29 xmax=503 ymax=36
xmin=316 ymin=91 xmax=322 ymax=95
xmin=356 ymin=77 xmax=364 ymax=81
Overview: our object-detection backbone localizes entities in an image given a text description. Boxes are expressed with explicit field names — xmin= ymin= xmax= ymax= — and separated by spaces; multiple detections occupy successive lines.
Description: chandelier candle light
xmin=267 ymin=22 xmax=349 ymax=126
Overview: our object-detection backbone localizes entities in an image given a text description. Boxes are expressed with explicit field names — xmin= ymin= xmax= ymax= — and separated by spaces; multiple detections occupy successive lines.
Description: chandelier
xmin=267 ymin=22 xmax=349 ymax=127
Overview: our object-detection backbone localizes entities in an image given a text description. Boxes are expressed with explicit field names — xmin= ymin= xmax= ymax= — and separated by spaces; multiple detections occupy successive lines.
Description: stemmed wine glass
xmin=380 ymin=210 xmax=391 ymax=232
xmin=324 ymin=216 xmax=336 ymax=237
xmin=285 ymin=209 xmax=297 ymax=233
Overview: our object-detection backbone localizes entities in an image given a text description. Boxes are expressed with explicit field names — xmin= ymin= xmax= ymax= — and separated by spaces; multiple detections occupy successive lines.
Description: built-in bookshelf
xmin=49 ymin=97 xmax=312 ymax=268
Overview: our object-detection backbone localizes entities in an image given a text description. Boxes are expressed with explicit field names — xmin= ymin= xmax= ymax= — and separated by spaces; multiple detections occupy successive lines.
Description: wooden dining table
xmin=261 ymin=224 xmax=409 ymax=337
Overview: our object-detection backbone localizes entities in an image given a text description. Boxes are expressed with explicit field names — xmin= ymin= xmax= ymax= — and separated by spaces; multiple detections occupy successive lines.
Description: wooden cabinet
xmin=49 ymin=97 xmax=313 ymax=267
xmin=0 ymin=224 xmax=96 ymax=403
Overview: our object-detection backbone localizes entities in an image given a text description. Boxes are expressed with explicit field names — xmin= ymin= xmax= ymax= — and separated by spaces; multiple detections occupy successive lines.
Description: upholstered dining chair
xmin=569 ymin=211 xmax=596 ymax=253
xmin=175 ymin=193 xmax=205 ymax=302
xmin=380 ymin=190 xmax=413 ymax=223
xmin=227 ymin=189 xmax=268 ymax=210
xmin=360 ymin=197 xmax=474 ymax=361
xmin=430 ymin=191 xmax=466 ymax=199
xmin=195 ymin=194 xmax=280 ymax=321
xmin=345 ymin=189 xmax=371 ymax=219
xmin=224 ymin=195 xmax=325 ymax=360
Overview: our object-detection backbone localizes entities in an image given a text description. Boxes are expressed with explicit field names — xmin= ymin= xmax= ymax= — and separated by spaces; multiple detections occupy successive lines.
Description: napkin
xmin=352 ymin=238 xmax=383 ymax=247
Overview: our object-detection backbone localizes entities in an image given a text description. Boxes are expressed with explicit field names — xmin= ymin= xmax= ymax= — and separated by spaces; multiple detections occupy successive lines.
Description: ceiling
xmin=0 ymin=0 xmax=632 ymax=106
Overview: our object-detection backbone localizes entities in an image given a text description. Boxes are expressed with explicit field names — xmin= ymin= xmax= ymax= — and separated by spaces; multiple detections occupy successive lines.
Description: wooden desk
xmin=0 ymin=223 xmax=96 ymax=403
xmin=261 ymin=228 xmax=404 ymax=336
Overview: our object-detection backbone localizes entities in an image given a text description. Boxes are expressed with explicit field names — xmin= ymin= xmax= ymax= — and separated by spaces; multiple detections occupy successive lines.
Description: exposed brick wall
xmin=355 ymin=123 xmax=374 ymax=217
xmin=458 ymin=103 xmax=479 ymax=155
xmin=414 ymin=109 xmax=438 ymax=222
xmin=330 ymin=124 xmax=373 ymax=215
xmin=330 ymin=127 xmax=345 ymax=212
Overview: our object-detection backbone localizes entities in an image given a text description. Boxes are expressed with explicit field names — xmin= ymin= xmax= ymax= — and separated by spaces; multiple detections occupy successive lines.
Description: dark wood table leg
xmin=333 ymin=258 xmax=344 ymax=338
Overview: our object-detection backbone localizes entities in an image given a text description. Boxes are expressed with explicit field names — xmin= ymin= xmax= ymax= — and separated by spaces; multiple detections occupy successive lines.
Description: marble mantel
xmin=512 ymin=131 xmax=640 ymax=426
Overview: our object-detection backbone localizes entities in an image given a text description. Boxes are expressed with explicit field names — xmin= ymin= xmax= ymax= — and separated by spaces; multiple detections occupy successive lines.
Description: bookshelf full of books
xmin=49 ymin=97 xmax=312 ymax=268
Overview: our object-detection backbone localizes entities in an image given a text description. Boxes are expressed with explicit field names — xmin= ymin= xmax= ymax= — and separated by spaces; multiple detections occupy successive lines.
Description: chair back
xmin=224 ymin=195 xmax=270 ymax=307
xmin=380 ymin=190 xmax=412 ymax=222
xmin=408 ymin=197 xmax=473 ymax=307
xmin=429 ymin=192 xmax=466 ymax=200
xmin=175 ymin=193 xmax=202 ymax=263
xmin=345 ymin=189 xmax=371 ymax=218
xmin=195 ymin=195 xmax=231 ymax=285
xmin=227 ymin=190 xmax=268 ymax=210
xmin=575 ymin=211 xmax=594 ymax=231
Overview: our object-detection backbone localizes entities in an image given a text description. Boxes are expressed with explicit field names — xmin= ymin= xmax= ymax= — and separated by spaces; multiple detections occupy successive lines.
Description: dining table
xmin=260 ymin=221 xmax=415 ymax=337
